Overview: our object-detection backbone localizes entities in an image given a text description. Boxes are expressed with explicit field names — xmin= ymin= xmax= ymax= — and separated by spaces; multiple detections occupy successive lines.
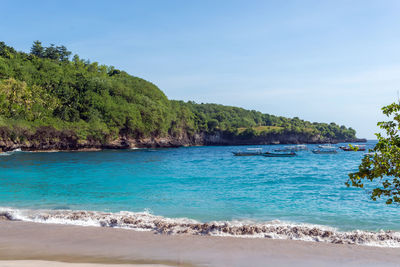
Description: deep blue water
xmin=0 ymin=140 xmax=398 ymax=231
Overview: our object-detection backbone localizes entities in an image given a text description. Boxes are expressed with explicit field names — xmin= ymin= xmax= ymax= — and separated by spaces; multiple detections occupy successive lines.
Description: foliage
xmin=0 ymin=78 xmax=59 ymax=120
xmin=176 ymin=101 xmax=356 ymax=139
xmin=347 ymin=102 xmax=400 ymax=204
xmin=0 ymin=41 xmax=357 ymax=144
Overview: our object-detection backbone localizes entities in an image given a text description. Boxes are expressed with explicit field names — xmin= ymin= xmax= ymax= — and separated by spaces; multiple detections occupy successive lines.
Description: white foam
xmin=1 ymin=207 xmax=399 ymax=248
xmin=0 ymin=148 xmax=27 ymax=156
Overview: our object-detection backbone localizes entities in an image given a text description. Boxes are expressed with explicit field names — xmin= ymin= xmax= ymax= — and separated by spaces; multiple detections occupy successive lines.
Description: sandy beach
xmin=0 ymin=221 xmax=399 ymax=267
xmin=0 ymin=261 xmax=166 ymax=267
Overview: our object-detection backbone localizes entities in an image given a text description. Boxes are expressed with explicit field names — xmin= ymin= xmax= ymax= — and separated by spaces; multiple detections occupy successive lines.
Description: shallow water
xmin=0 ymin=141 xmax=398 ymax=233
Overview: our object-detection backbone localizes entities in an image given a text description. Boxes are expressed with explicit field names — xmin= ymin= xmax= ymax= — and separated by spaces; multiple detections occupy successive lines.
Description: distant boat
xmin=339 ymin=145 xmax=366 ymax=151
xmin=312 ymin=149 xmax=337 ymax=154
xmin=318 ymin=144 xmax=336 ymax=149
xmin=263 ymin=152 xmax=296 ymax=157
xmin=313 ymin=144 xmax=337 ymax=154
xmin=233 ymin=148 xmax=264 ymax=156
xmin=274 ymin=145 xmax=308 ymax=152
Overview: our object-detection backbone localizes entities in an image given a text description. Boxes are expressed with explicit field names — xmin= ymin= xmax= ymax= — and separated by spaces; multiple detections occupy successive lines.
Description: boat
xmin=233 ymin=148 xmax=264 ymax=156
xmin=313 ymin=144 xmax=337 ymax=154
xmin=263 ymin=152 xmax=296 ymax=157
xmin=274 ymin=145 xmax=308 ymax=152
xmin=339 ymin=145 xmax=366 ymax=151
xmin=318 ymin=144 xmax=336 ymax=149
xmin=312 ymin=149 xmax=337 ymax=154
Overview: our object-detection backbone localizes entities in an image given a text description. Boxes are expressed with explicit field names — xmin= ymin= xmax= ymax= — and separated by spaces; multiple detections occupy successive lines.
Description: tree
xmin=0 ymin=42 xmax=16 ymax=58
xmin=30 ymin=41 xmax=44 ymax=57
xmin=347 ymin=102 xmax=400 ymax=204
xmin=207 ymin=119 xmax=219 ymax=131
xmin=0 ymin=78 xmax=32 ymax=118
xmin=43 ymin=44 xmax=60 ymax=60
xmin=56 ymin=45 xmax=71 ymax=61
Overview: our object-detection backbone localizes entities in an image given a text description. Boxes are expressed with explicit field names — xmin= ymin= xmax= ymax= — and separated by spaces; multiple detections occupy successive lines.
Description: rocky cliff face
xmin=200 ymin=131 xmax=366 ymax=146
xmin=0 ymin=127 xmax=367 ymax=152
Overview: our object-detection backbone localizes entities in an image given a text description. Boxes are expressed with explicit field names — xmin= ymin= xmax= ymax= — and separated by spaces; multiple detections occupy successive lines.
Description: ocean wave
xmin=0 ymin=148 xmax=26 ymax=156
xmin=1 ymin=207 xmax=399 ymax=247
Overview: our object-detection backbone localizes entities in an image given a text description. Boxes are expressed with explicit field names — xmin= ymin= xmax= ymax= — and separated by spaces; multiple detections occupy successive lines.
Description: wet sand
xmin=0 ymin=221 xmax=399 ymax=267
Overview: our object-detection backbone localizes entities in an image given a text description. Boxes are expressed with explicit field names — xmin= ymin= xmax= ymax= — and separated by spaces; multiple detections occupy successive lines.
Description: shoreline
xmin=2 ymin=207 xmax=400 ymax=248
xmin=0 ymin=139 xmax=369 ymax=153
xmin=0 ymin=220 xmax=399 ymax=267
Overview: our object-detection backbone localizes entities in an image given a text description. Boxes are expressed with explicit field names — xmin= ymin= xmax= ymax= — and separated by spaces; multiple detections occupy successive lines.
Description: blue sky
xmin=2 ymin=0 xmax=400 ymax=139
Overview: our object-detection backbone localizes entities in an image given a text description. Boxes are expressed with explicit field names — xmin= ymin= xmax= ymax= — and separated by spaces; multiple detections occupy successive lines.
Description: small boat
xmin=233 ymin=148 xmax=264 ymax=156
xmin=263 ymin=152 xmax=296 ymax=157
xmin=312 ymin=149 xmax=337 ymax=154
xmin=318 ymin=144 xmax=336 ymax=149
xmin=274 ymin=144 xmax=308 ymax=152
xmin=339 ymin=145 xmax=366 ymax=151
xmin=313 ymin=144 xmax=337 ymax=154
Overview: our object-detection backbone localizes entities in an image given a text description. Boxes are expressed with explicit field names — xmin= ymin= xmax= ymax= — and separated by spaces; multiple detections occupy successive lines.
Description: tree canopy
xmin=347 ymin=102 xmax=400 ymax=204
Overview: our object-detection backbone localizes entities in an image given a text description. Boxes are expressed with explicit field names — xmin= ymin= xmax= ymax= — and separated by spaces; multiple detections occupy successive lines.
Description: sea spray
xmin=0 ymin=148 xmax=27 ymax=156
xmin=1 ymin=207 xmax=399 ymax=248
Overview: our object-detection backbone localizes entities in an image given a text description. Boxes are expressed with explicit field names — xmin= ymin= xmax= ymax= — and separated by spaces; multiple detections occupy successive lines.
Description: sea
xmin=1 ymin=140 xmax=400 ymax=247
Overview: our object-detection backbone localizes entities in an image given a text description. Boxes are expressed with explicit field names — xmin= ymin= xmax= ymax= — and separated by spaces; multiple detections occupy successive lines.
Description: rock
xmin=0 ymin=126 xmax=367 ymax=152
xmin=0 ymin=212 xmax=13 ymax=221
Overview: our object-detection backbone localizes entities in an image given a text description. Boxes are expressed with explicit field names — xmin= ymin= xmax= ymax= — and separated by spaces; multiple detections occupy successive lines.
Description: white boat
xmin=312 ymin=149 xmax=337 ymax=154
xmin=274 ymin=144 xmax=308 ymax=152
xmin=318 ymin=145 xmax=336 ymax=149
xmin=313 ymin=145 xmax=337 ymax=154
xmin=233 ymin=148 xmax=264 ymax=156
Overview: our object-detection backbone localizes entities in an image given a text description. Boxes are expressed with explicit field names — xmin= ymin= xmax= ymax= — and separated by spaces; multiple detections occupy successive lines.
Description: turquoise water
xmin=0 ymin=140 xmax=398 ymax=231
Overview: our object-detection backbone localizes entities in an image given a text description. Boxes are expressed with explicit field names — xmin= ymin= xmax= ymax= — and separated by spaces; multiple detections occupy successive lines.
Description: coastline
xmin=2 ymin=207 xmax=399 ymax=248
xmin=0 ymin=220 xmax=399 ymax=267
xmin=0 ymin=136 xmax=368 ymax=153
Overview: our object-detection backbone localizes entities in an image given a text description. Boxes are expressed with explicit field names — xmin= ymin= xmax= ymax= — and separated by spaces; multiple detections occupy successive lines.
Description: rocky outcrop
xmin=199 ymin=131 xmax=366 ymax=146
xmin=0 ymin=127 xmax=367 ymax=152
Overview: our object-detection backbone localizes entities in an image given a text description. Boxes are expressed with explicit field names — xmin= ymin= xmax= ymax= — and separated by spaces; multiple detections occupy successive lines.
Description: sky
xmin=2 ymin=0 xmax=400 ymax=139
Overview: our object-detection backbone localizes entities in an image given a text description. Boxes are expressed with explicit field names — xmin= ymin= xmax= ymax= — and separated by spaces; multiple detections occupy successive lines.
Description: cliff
xmin=0 ymin=127 xmax=366 ymax=152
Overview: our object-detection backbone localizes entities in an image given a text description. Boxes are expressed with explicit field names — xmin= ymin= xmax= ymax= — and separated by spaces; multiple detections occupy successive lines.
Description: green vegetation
xmin=237 ymin=126 xmax=283 ymax=134
xmin=0 ymin=41 xmax=357 ymax=146
xmin=178 ymin=101 xmax=356 ymax=140
xmin=347 ymin=102 xmax=400 ymax=204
